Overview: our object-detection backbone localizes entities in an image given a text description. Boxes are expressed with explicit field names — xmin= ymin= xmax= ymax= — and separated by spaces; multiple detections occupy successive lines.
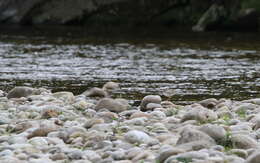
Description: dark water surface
xmin=1 ymin=27 xmax=260 ymax=104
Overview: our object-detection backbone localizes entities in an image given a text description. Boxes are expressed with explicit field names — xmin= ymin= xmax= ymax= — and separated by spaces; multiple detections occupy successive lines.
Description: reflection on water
xmin=0 ymin=31 xmax=260 ymax=104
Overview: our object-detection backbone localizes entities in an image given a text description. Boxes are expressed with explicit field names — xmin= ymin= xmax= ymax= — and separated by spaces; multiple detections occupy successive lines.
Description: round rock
xmin=7 ymin=87 xmax=35 ymax=99
xmin=140 ymin=95 xmax=162 ymax=111
xmin=124 ymin=130 xmax=151 ymax=144
xmin=95 ymin=98 xmax=129 ymax=113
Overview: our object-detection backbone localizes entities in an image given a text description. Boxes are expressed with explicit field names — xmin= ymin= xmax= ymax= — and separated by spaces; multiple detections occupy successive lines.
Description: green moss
xmin=218 ymin=131 xmax=233 ymax=152
xmin=176 ymin=157 xmax=193 ymax=163
xmin=242 ymin=0 xmax=260 ymax=11
xmin=236 ymin=109 xmax=246 ymax=118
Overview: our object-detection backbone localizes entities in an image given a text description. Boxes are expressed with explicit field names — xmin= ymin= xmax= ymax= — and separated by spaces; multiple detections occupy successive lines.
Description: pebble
xmin=2 ymin=86 xmax=260 ymax=162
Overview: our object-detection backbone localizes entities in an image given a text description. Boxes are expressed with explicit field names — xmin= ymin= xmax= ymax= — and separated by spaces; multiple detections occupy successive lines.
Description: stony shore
xmin=1 ymin=82 xmax=260 ymax=163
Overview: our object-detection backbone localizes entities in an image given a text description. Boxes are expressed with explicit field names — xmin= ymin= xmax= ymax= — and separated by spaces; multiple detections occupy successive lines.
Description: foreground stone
xmin=2 ymin=86 xmax=260 ymax=162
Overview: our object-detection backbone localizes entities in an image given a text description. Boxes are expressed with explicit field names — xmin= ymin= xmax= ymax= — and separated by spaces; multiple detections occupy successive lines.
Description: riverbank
xmin=0 ymin=83 xmax=260 ymax=162
xmin=0 ymin=0 xmax=259 ymax=32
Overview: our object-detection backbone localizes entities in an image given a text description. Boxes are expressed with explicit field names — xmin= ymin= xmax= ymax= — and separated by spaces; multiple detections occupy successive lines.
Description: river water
xmin=1 ymin=27 xmax=260 ymax=104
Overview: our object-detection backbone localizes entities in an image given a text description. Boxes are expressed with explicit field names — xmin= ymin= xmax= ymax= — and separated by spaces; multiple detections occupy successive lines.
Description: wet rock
xmin=7 ymin=87 xmax=35 ymax=99
xmin=95 ymin=98 xmax=129 ymax=113
xmin=84 ymin=87 xmax=108 ymax=97
xmin=231 ymin=134 xmax=258 ymax=149
xmin=140 ymin=95 xmax=162 ymax=112
xmin=124 ymin=130 xmax=151 ymax=144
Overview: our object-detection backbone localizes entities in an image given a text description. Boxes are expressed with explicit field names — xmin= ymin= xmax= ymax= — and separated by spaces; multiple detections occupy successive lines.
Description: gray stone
xmin=230 ymin=149 xmax=248 ymax=159
xmin=83 ymin=150 xmax=101 ymax=162
xmin=126 ymin=147 xmax=142 ymax=160
xmin=0 ymin=150 xmax=13 ymax=157
xmin=102 ymin=82 xmax=119 ymax=91
xmin=225 ymin=155 xmax=245 ymax=163
xmin=27 ymin=122 xmax=59 ymax=139
xmin=95 ymin=98 xmax=128 ymax=113
xmin=0 ymin=115 xmax=11 ymax=125
xmin=67 ymin=149 xmax=83 ymax=160
xmin=7 ymin=87 xmax=34 ymax=99
xmin=124 ymin=130 xmax=151 ymax=144
xmin=50 ymin=153 xmax=68 ymax=161
xmin=181 ymin=105 xmax=218 ymax=123
xmin=199 ymin=98 xmax=218 ymax=109
xmin=84 ymin=87 xmax=107 ymax=97
xmin=146 ymin=103 xmax=162 ymax=110
xmin=176 ymin=128 xmax=216 ymax=146
xmin=140 ymin=95 xmax=162 ymax=111
xmin=52 ymin=91 xmax=75 ymax=104
xmin=231 ymin=134 xmax=257 ymax=149
xmin=149 ymin=110 xmax=166 ymax=120
xmin=28 ymin=137 xmax=48 ymax=147
xmin=110 ymin=149 xmax=126 ymax=160
xmin=246 ymin=152 xmax=260 ymax=163
xmin=156 ymin=147 xmax=185 ymax=163
xmin=198 ymin=124 xmax=226 ymax=142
